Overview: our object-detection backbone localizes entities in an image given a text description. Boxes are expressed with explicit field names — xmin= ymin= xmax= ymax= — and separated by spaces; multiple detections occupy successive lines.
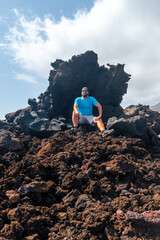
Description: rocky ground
xmin=1 ymin=51 xmax=159 ymax=239
xmin=0 ymin=125 xmax=160 ymax=240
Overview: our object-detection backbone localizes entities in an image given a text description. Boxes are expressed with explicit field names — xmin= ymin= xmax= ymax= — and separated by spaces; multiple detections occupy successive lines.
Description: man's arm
xmin=73 ymin=104 xmax=79 ymax=114
xmin=94 ymin=103 xmax=102 ymax=121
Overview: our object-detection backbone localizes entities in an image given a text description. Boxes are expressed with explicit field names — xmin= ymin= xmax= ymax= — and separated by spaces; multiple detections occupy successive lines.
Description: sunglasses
xmin=82 ymin=90 xmax=88 ymax=92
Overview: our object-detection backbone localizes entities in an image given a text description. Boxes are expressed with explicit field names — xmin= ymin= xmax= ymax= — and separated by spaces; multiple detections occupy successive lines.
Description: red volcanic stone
xmin=0 ymin=130 xmax=22 ymax=152
xmin=126 ymin=210 xmax=160 ymax=238
xmin=126 ymin=210 xmax=160 ymax=225
xmin=116 ymin=209 xmax=124 ymax=217
xmin=18 ymin=180 xmax=55 ymax=195
xmin=75 ymin=194 xmax=91 ymax=211
xmin=1 ymin=221 xmax=24 ymax=239
xmin=81 ymin=202 xmax=110 ymax=235
xmin=62 ymin=189 xmax=81 ymax=206
xmin=153 ymin=193 xmax=160 ymax=203
xmin=7 ymin=208 xmax=17 ymax=221
xmin=85 ymin=180 xmax=101 ymax=196
xmin=6 ymin=190 xmax=20 ymax=203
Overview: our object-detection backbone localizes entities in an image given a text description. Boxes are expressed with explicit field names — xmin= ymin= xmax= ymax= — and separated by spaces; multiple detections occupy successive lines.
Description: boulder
xmin=126 ymin=211 xmax=160 ymax=227
xmin=5 ymin=107 xmax=30 ymax=123
xmin=18 ymin=181 xmax=55 ymax=195
xmin=106 ymin=115 xmax=148 ymax=141
xmin=9 ymin=110 xmax=66 ymax=138
xmin=124 ymin=104 xmax=160 ymax=126
xmin=6 ymin=190 xmax=20 ymax=204
xmin=126 ymin=210 xmax=160 ymax=237
xmin=0 ymin=130 xmax=22 ymax=153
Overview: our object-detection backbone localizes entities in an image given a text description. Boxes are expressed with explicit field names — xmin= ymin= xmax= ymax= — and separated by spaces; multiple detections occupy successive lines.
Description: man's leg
xmin=72 ymin=111 xmax=79 ymax=127
xmin=94 ymin=119 xmax=105 ymax=132
xmin=93 ymin=118 xmax=109 ymax=137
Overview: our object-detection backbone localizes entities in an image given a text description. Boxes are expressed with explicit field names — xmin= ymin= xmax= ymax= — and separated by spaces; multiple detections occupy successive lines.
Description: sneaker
xmin=102 ymin=130 xmax=108 ymax=137
xmin=71 ymin=126 xmax=78 ymax=133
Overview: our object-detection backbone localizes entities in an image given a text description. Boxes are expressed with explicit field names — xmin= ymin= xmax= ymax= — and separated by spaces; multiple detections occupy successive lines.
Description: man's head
xmin=81 ymin=87 xmax=89 ymax=98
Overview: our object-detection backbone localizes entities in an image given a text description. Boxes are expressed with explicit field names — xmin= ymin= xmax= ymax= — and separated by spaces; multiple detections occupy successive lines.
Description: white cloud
xmin=0 ymin=43 xmax=7 ymax=47
xmin=4 ymin=0 xmax=160 ymax=107
xmin=15 ymin=73 xmax=38 ymax=84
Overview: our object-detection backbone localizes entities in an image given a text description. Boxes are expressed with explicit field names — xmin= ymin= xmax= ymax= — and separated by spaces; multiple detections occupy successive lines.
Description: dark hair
xmin=81 ymin=87 xmax=88 ymax=91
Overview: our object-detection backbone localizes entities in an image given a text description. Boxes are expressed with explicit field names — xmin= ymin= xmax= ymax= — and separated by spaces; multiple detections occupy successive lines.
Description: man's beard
xmin=83 ymin=93 xmax=88 ymax=97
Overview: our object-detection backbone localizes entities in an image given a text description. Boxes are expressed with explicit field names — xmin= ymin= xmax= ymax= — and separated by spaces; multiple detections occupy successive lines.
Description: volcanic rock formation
xmin=0 ymin=52 xmax=160 ymax=239
xmin=41 ymin=51 xmax=130 ymax=120
xmin=5 ymin=51 xmax=130 ymax=137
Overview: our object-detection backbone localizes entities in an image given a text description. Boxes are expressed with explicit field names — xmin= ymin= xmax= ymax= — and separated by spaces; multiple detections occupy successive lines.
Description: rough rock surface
xmin=0 ymin=120 xmax=23 ymax=154
xmin=5 ymin=51 xmax=130 ymax=137
xmin=106 ymin=115 xmax=148 ymax=142
xmin=1 ymin=52 xmax=160 ymax=239
xmin=123 ymin=104 xmax=160 ymax=144
xmin=45 ymin=51 xmax=130 ymax=120
xmin=126 ymin=210 xmax=160 ymax=238
xmin=0 ymin=127 xmax=160 ymax=239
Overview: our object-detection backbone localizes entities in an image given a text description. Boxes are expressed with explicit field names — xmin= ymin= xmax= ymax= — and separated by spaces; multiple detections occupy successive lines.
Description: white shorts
xmin=79 ymin=115 xmax=95 ymax=125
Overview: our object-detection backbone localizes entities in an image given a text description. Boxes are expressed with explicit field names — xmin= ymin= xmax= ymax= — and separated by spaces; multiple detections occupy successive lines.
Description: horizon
xmin=0 ymin=0 xmax=160 ymax=119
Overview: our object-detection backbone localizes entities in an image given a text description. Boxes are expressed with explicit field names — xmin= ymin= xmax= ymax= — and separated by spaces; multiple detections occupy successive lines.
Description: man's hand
xmin=94 ymin=116 xmax=102 ymax=122
xmin=74 ymin=111 xmax=80 ymax=117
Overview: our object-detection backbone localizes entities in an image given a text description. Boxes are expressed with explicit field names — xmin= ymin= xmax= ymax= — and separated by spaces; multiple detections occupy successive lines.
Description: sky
xmin=0 ymin=0 xmax=160 ymax=120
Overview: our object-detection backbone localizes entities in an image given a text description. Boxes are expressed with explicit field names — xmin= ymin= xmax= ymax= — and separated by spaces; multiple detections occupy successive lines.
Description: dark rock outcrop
xmin=106 ymin=115 xmax=148 ymax=141
xmin=44 ymin=51 xmax=130 ymax=120
xmin=5 ymin=51 xmax=130 ymax=137
xmin=123 ymin=104 xmax=160 ymax=144
xmin=2 ymin=52 xmax=160 ymax=144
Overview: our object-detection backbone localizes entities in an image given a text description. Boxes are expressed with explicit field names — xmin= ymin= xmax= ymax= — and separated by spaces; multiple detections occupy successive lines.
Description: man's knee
xmin=94 ymin=118 xmax=102 ymax=123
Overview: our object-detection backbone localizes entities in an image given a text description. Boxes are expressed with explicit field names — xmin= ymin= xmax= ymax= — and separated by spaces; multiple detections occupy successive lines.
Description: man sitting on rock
xmin=72 ymin=87 xmax=107 ymax=137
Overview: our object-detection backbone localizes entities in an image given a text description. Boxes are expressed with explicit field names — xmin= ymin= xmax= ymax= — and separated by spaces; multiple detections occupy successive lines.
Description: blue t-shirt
xmin=74 ymin=96 xmax=98 ymax=115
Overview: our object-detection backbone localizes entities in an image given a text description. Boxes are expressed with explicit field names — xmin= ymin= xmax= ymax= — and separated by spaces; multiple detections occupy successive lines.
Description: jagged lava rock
xmin=40 ymin=51 xmax=130 ymax=120
xmin=123 ymin=104 xmax=160 ymax=143
xmin=0 ymin=130 xmax=22 ymax=153
xmin=5 ymin=51 xmax=130 ymax=137
xmin=1 ymin=52 xmax=160 ymax=239
xmin=0 ymin=128 xmax=160 ymax=239
xmin=106 ymin=115 xmax=149 ymax=142
xmin=126 ymin=210 xmax=160 ymax=239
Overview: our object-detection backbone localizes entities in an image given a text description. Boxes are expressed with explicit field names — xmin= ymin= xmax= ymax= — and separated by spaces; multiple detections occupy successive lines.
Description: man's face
xmin=81 ymin=87 xmax=89 ymax=97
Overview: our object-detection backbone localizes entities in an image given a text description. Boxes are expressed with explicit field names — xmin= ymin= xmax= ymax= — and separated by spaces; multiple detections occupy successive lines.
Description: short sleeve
xmin=92 ymin=97 xmax=99 ymax=106
xmin=74 ymin=98 xmax=79 ymax=105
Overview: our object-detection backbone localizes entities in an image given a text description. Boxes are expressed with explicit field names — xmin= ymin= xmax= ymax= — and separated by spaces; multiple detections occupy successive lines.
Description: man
xmin=72 ymin=87 xmax=107 ymax=137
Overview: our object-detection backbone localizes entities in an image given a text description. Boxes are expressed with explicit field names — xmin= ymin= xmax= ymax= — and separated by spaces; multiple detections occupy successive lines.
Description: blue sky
xmin=0 ymin=0 xmax=94 ymax=119
xmin=0 ymin=0 xmax=160 ymax=119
